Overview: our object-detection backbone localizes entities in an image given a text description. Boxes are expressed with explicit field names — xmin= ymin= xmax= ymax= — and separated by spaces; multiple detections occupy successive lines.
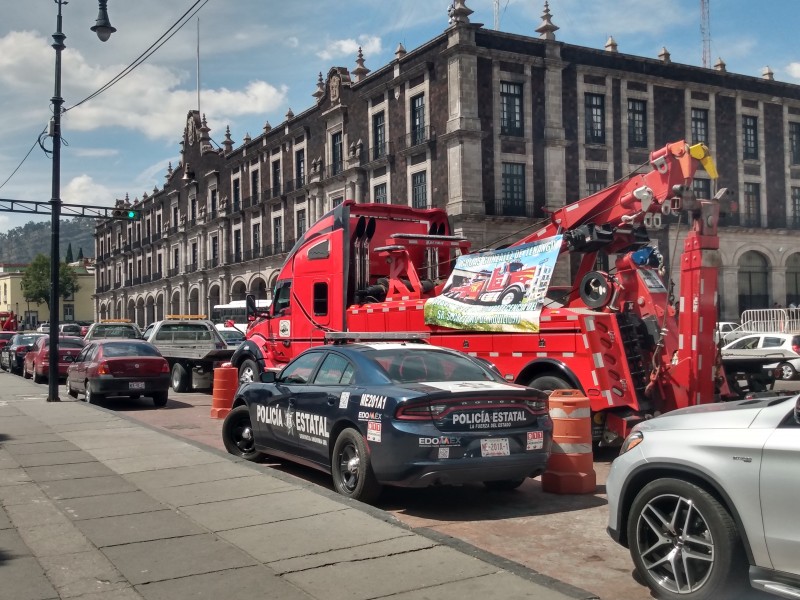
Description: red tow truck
xmin=232 ymin=140 xmax=729 ymax=444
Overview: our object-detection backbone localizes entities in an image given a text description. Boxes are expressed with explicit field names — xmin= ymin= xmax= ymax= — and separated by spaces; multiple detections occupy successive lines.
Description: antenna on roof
xmin=700 ymin=0 xmax=711 ymax=68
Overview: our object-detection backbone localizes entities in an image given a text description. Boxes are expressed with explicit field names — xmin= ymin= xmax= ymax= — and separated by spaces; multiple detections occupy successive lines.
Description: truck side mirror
xmin=245 ymin=294 xmax=257 ymax=320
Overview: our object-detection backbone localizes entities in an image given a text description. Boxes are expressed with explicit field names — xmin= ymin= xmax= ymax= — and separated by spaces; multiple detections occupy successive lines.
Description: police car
xmin=221 ymin=334 xmax=553 ymax=503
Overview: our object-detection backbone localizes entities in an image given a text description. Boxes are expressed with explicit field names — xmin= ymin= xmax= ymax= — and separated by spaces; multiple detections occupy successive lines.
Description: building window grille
xmin=411 ymin=171 xmax=427 ymax=209
xmin=743 ymin=115 xmax=758 ymax=160
xmin=691 ymin=108 xmax=708 ymax=144
xmin=627 ymin=99 xmax=647 ymax=148
xmin=585 ymin=93 xmax=605 ymax=144
xmin=500 ymin=82 xmax=523 ymax=136
xmin=374 ymin=183 xmax=387 ymax=204
xmin=501 ymin=163 xmax=526 ymax=216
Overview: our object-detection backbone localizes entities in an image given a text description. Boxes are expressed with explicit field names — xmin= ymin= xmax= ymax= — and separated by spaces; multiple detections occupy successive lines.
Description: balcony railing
xmin=152 ymin=232 xmax=162 ymax=243
xmin=132 ymin=240 xmax=141 ymax=250
xmin=131 ymin=277 xmax=141 ymax=286
xmin=205 ymin=257 xmax=219 ymax=269
xmin=152 ymin=271 xmax=162 ymax=282
xmin=142 ymin=274 xmax=152 ymax=284
xmin=114 ymin=281 xmax=122 ymax=289
xmin=366 ymin=141 xmax=391 ymax=163
xmin=323 ymin=161 xmax=343 ymax=179
xmin=789 ymin=215 xmax=800 ymax=229
xmin=186 ymin=262 xmax=198 ymax=274
xmin=398 ymin=125 xmax=435 ymax=151
xmin=739 ymin=214 xmax=762 ymax=228
xmin=284 ymin=176 xmax=306 ymax=194
xmin=208 ymin=209 xmax=218 ymax=221
xmin=488 ymin=199 xmax=536 ymax=218
xmin=167 ymin=267 xmax=179 ymax=278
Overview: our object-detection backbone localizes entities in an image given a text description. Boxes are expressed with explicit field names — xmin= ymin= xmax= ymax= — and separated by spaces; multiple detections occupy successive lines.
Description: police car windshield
xmin=366 ymin=348 xmax=496 ymax=384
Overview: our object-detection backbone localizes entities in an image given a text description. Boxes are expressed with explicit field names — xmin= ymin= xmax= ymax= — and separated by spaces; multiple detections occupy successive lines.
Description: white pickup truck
xmin=141 ymin=317 xmax=233 ymax=392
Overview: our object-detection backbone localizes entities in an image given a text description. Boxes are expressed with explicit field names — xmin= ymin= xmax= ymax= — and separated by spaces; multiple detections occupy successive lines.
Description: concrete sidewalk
xmin=0 ymin=375 xmax=595 ymax=600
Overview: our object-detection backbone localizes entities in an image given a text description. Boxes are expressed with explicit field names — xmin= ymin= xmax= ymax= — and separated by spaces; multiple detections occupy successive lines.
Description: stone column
xmin=719 ymin=266 xmax=739 ymax=321
xmin=543 ymin=45 xmax=567 ymax=214
xmin=772 ymin=266 xmax=787 ymax=306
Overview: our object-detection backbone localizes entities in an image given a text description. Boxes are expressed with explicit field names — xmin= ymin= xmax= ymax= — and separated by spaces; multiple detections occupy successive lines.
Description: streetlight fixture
xmin=47 ymin=0 xmax=115 ymax=402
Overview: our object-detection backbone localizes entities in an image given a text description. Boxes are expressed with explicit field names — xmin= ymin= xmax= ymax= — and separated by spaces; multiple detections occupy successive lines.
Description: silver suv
xmin=606 ymin=395 xmax=800 ymax=599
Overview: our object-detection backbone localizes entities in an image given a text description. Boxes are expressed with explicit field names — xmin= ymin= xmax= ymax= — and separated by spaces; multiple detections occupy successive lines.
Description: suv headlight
xmin=619 ymin=430 xmax=644 ymax=455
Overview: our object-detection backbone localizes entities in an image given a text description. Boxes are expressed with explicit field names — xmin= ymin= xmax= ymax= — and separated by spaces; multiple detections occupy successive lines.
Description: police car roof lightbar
xmin=324 ymin=331 xmax=431 ymax=344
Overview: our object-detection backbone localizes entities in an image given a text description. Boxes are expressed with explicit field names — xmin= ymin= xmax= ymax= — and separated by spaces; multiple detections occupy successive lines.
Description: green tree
xmin=65 ymin=243 xmax=74 ymax=263
xmin=20 ymin=254 xmax=81 ymax=310
xmin=77 ymin=247 xmax=84 ymax=260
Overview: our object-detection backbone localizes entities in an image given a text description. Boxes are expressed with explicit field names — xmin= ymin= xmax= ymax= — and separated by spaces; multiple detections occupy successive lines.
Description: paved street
xmin=52 ymin=386 xmax=649 ymax=600
xmin=0 ymin=372 xmax=590 ymax=600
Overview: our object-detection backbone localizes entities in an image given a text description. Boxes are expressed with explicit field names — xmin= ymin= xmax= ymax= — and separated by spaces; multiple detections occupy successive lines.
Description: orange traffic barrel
xmin=210 ymin=366 xmax=239 ymax=419
xmin=541 ymin=389 xmax=596 ymax=494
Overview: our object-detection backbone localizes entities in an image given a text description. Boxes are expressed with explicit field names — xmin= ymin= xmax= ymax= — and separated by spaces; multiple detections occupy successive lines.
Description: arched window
xmin=738 ymin=251 xmax=769 ymax=312
xmin=787 ymin=254 xmax=800 ymax=307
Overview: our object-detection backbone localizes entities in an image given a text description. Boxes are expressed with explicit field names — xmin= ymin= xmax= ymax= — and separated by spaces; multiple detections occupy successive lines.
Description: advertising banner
xmin=424 ymin=236 xmax=562 ymax=333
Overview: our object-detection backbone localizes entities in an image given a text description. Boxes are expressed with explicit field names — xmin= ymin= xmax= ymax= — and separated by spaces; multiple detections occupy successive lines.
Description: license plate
xmin=527 ymin=430 xmax=544 ymax=451
xmin=480 ymin=438 xmax=509 ymax=457
xmin=129 ymin=381 xmax=145 ymax=390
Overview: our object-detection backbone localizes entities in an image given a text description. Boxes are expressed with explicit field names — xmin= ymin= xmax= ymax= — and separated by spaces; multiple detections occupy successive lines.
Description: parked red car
xmin=0 ymin=332 xmax=15 ymax=350
xmin=23 ymin=336 xmax=84 ymax=383
xmin=66 ymin=339 xmax=170 ymax=407
xmin=0 ymin=333 xmax=46 ymax=374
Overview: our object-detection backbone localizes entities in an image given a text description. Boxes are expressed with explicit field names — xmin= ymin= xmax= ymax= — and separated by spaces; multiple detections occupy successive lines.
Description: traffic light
xmin=111 ymin=208 xmax=141 ymax=220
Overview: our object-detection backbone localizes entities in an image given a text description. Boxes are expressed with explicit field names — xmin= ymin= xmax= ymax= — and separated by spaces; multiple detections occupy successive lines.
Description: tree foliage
xmin=20 ymin=254 xmax=81 ymax=309
xmin=0 ymin=218 xmax=94 ymax=263
xmin=65 ymin=243 xmax=74 ymax=263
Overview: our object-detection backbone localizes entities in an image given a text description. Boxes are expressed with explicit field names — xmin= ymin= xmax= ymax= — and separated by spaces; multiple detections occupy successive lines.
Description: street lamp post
xmin=47 ymin=0 xmax=115 ymax=402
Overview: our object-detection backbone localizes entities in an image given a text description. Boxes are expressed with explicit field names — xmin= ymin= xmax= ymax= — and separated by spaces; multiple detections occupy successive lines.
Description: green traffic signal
xmin=127 ymin=210 xmax=136 ymax=219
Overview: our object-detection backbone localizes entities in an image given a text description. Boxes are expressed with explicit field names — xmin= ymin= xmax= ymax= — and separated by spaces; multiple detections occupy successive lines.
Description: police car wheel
xmin=238 ymin=359 xmax=259 ymax=384
xmin=331 ymin=428 xmax=382 ymax=503
xmin=222 ymin=405 xmax=266 ymax=461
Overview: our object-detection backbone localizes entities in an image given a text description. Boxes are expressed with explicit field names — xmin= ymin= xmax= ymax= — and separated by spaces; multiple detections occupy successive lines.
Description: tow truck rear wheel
xmin=527 ymin=374 xmax=571 ymax=394
xmin=171 ymin=363 xmax=190 ymax=393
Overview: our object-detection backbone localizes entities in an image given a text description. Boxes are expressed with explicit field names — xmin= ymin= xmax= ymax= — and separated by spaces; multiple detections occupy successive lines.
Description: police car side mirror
xmin=260 ymin=371 xmax=276 ymax=384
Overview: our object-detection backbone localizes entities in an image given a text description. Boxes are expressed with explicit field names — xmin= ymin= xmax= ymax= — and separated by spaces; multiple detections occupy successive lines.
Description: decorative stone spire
xmin=221 ymin=125 xmax=233 ymax=153
xmin=353 ymin=46 xmax=370 ymax=82
xmin=263 ymin=121 xmax=272 ymax=133
xmin=714 ymin=56 xmax=726 ymax=72
xmin=243 ymin=132 xmax=251 ymax=145
xmin=153 ymin=185 xmax=159 ymax=194
xmin=286 ymin=108 xmax=294 ymax=120
xmin=659 ymin=46 xmax=671 ymax=63
xmin=448 ymin=0 xmax=473 ymax=25
xmin=762 ymin=65 xmax=774 ymax=80
xmin=535 ymin=1 xmax=559 ymax=40
xmin=395 ymin=43 xmax=406 ymax=60
xmin=605 ymin=36 xmax=618 ymax=53
xmin=313 ymin=72 xmax=325 ymax=101
xmin=166 ymin=162 xmax=173 ymax=180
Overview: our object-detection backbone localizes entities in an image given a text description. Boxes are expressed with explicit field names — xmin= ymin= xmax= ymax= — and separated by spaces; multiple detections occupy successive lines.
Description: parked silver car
xmin=723 ymin=333 xmax=800 ymax=380
xmin=607 ymin=395 xmax=800 ymax=600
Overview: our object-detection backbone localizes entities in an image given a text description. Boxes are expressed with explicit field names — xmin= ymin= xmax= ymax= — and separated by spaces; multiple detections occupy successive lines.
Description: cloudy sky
xmin=0 ymin=0 xmax=797 ymax=234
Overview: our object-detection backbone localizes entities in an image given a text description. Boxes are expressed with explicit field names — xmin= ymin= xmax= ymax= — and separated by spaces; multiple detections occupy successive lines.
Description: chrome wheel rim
xmin=635 ymin=493 xmax=714 ymax=595
xmin=780 ymin=364 xmax=794 ymax=380
xmin=337 ymin=442 xmax=360 ymax=492
xmin=500 ymin=293 xmax=516 ymax=306
xmin=240 ymin=366 xmax=255 ymax=384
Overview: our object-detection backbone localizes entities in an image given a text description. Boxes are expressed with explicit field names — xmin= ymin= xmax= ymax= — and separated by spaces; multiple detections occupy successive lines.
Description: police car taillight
xmin=396 ymin=402 xmax=447 ymax=420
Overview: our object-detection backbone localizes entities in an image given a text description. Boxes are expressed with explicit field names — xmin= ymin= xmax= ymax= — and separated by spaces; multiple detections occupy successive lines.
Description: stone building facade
xmin=93 ymin=1 xmax=800 ymax=325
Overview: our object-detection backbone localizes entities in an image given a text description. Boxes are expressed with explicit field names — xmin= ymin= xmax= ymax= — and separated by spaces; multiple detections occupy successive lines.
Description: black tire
xmin=221 ymin=405 xmax=265 ymax=461
xmin=22 ymin=362 xmax=32 ymax=379
xmin=66 ymin=381 xmax=78 ymax=398
xmin=330 ymin=428 xmax=382 ymax=503
xmin=626 ymin=478 xmax=746 ymax=600
xmin=152 ymin=391 xmax=168 ymax=407
xmin=777 ymin=362 xmax=797 ymax=381
xmin=238 ymin=358 xmax=259 ymax=384
xmin=33 ymin=367 xmax=45 ymax=384
xmin=498 ymin=288 xmax=523 ymax=306
xmin=483 ymin=478 xmax=526 ymax=491
xmin=171 ymin=363 xmax=190 ymax=393
xmin=85 ymin=386 xmax=103 ymax=405
xmin=528 ymin=374 xmax=572 ymax=394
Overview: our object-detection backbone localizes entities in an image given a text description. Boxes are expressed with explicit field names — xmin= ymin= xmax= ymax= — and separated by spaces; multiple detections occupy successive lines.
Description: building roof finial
xmin=714 ymin=56 xmax=726 ymax=72
xmin=659 ymin=46 xmax=671 ymax=63
xmin=395 ymin=43 xmax=406 ymax=60
xmin=535 ymin=1 xmax=559 ymax=40
xmin=605 ymin=35 xmax=618 ymax=53
xmin=448 ymin=1 xmax=473 ymax=26
xmin=762 ymin=65 xmax=774 ymax=80
xmin=313 ymin=72 xmax=325 ymax=101
xmin=353 ymin=46 xmax=371 ymax=82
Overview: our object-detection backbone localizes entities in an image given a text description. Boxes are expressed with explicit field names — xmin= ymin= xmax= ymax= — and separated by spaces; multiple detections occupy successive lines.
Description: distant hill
xmin=0 ymin=218 xmax=95 ymax=263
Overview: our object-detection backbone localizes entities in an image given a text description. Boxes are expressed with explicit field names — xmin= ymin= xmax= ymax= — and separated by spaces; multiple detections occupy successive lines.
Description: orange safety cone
xmin=210 ymin=366 xmax=239 ymax=419
xmin=541 ymin=389 xmax=596 ymax=494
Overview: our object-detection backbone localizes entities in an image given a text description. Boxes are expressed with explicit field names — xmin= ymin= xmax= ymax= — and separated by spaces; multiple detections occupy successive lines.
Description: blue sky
xmin=1 ymin=0 xmax=798 ymax=236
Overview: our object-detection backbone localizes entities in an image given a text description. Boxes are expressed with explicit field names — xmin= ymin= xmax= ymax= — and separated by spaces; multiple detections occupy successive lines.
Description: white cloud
xmin=286 ymin=37 xmax=299 ymax=48
xmin=787 ymin=62 xmax=800 ymax=81
xmin=74 ymin=148 xmax=120 ymax=158
xmin=317 ymin=35 xmax=382 ymax=61
xmin=62 ymin=174 xmax=115 ymax=207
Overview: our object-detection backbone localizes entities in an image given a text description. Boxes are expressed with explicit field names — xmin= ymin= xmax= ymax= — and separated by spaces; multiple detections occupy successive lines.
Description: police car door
xmin=292 ymin=351 xmax=359 ymax=466
xmin=255 ymin=351 xmax=325 ymax=453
